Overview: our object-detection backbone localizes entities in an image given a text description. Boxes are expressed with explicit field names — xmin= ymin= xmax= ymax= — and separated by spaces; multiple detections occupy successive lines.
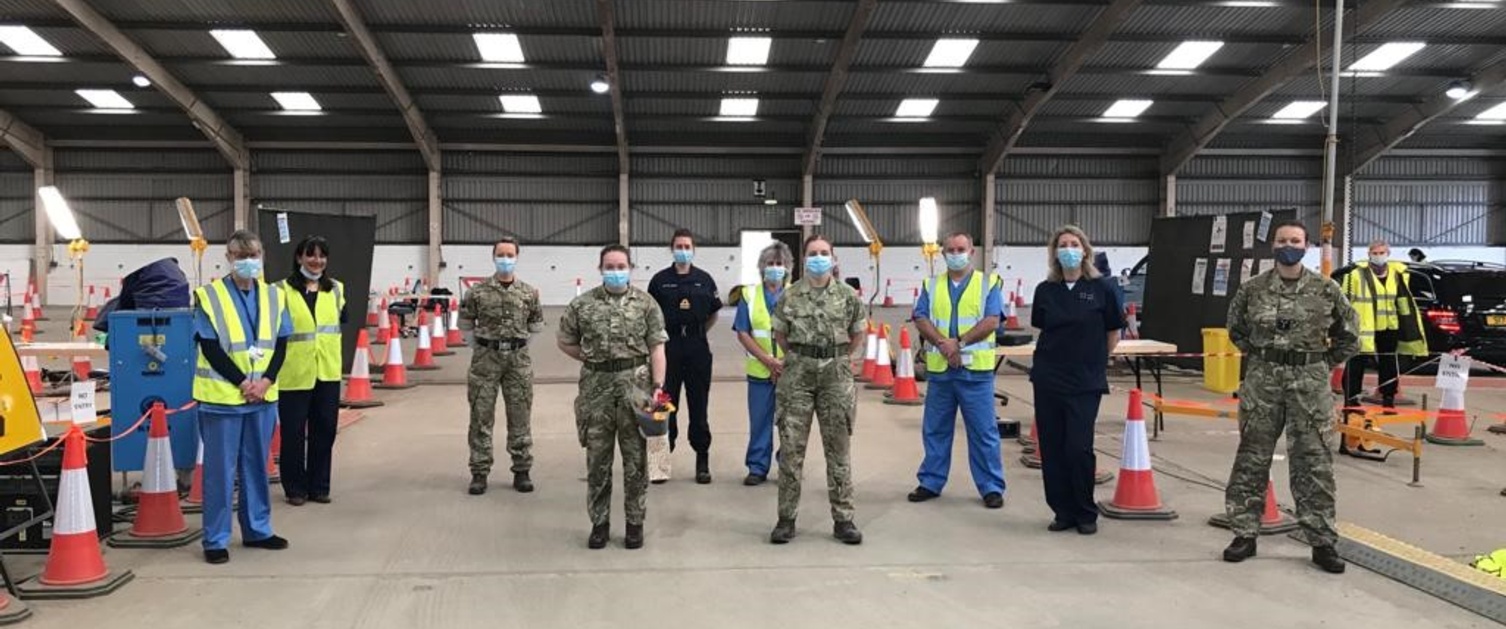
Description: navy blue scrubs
xmin=1030 ymin=276 xmax=1125 ymax=526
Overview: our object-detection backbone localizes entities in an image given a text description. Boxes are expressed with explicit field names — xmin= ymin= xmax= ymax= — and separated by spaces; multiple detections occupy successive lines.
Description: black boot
xmin=1222 ymin=536 xmax=1257 ymax=562
xmin=833 ymin=520 xmax=863 ymax=545
xmin=588 ymin=523 xmax=610 ymax=549
xmin=513 ymin=471 xmax=534 ymax=493
xmin=769 ymin=518 xmax=796 ymax=544
xmin=1312 ymin=545 xmax=1346 ymax=573
xmin=695 ymin=452 xmax=711 ymax=484
xmin=625 ymin=523 xmax=644 ymax=549
xmin=468 ymin=474 xmax=487 ymax=495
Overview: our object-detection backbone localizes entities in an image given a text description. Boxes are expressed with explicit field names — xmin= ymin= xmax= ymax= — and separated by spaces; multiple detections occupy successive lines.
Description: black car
xmin=1331 ymin=260 xmax=1506 ymax=364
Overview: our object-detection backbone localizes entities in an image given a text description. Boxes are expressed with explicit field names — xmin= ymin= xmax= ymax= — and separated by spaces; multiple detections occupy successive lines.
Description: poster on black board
xmin=258 ymin=209 xmax=377 ymax=374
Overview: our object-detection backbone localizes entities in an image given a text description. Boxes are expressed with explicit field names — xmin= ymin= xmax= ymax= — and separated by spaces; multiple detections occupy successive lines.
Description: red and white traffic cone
xmin=341 ymin=329 xmax=385 ymax=408
xmin=446 ymin=298 xmax=466 ymax=347
xmin=882 ymin=279 xmax=895 ymax=307
xmin=575 ymin=278 xmax=583 ymax=297
xmin=267 ymin=423 xmax=281 ymax=483
xmin=72 ymin=355 xmax=92 ymax=381
xmin=858 ymin=322 xmax=878 ymax=382
xmin=29 ymin=291 xmax=46 ymax=321
xmin=20 ymin=300 xmax=36 ymax=343
xmin=111 ymin=403 xmax=202 ymax=547
xmin=409 ymin=312 xmax=440 ymax=371
xmin=83 ymin=286 xmax=99 ymax=320
xmin=0 ymin=591 xmax=32 ymax=624
xmin=1427 ymin=386 xmax=1483 ymax=446
xmin=1018 ymin=417 xmax=1037 ymax=448
xmin=17 ymin=426 xmax=134 ymax=599
xmin=1013 ymin=279 xmax=1025 ymax=308
xmin=1021 ymin=420 xmax=1114 ymax=484
xmin=866 ymin=325 xmax=895 ymax=390
xmin=375 ymin=316 xmax=415 ymax=389
xmin=184 ymin=438 xmax=205 ymax=512
xmin=430 ymin=305 xmax=453 ymax=356
xmin=1208 ymin=471 xmax=1297 ymax=534
xmin=1099 ymin=389 xmax=1178 ymax=520
xmin=1125 ymin=303 xmax=1140 ymax=340
xmin=373 ymin=305 xmax=391 ymax=345
xmin=365 ymin=297 xmax=381 ymax=327
xmin=885 ymin=327 xmax=924 ymax=406
xmin=1004 ymin=296 xmax=1022 ymax=331
xmin=22 ymin=355 xmax=43 ymax=394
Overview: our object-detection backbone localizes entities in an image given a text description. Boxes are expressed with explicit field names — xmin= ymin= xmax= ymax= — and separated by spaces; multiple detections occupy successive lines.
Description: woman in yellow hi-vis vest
xmin=193 ymin=230 xmax=293 ymax=565
xmin=278 ymin=236 xmax=346 ymax=506
xmin=732 ymin=241 xmax=792 ymax=485
xmin=1338 ymin=240 xmax=1428 ymax=411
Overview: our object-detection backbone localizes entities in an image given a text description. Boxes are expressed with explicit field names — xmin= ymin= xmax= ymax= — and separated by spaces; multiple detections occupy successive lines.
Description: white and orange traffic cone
xmin=1004 ymin=295 xmax=1022 ymax=331
xmin=111 ymin=403 xmax=202 ymax=548
xmin=72 ymin=355 xmax=92 ymax=381
xmin=184 ymin=438 xmax=204 ymax=513
xmin=858 ymin=322 xmax=878 ymax=382
xmin=375 ymin=316 xmax=415 ymax=389
xmin=1427 ymin=386 xmax=1483 ymax=446
xmin=83 ymin=286 xmax=99 ymax=320
xmin=17 ymin=426 xmax=134 ymax=599
xmin=410 ymin=312 xmax=440 ymax=371
xmin=22 ymin=355 xmax=43 ymax=394
xmin=373 ymin=305 xmax=391 ymax=345
xmin=1208 ymin=471 xmax=1297 ymax=534
xmin=341 ymin=329 xmax=385 ymax=408
xmin=29 ymin=291 xmax=46 ymax=321
xmin=1019 ymin=419 xmax=1113 ymax=484
xmin=1013 ymin=279 xmax=1025 ymax=308
xmin=575 ymin=278 xmax=583 ymax=297
xmin=866 ymin=325 xmax=895 ymax=390
xmin=19 ymin=300 xmax=36 ymax=343
xmin=1099 ymin=389 xmax=1178 ymax=520
xmin=0 ymin=591 xmax=32 ymax=624
xmin=884 ymin=327 xmax=924 ymax=406
xmin=1018 ymin=417 xmax=1037 ymax=448
xmin=882 ymin=279 xmax=895 ymax=307
xmin=365 ymin=297 xmax=381 ymax=327
xmin=430 ymin=305 xmax=453 ymax=356
xmin=1125 ymin=303 xmax=1140 ymax=339
xmin=446 ymin=298 xmax=466 ymax=347
xmin=267 ymin=423 xmax=281 ymax=483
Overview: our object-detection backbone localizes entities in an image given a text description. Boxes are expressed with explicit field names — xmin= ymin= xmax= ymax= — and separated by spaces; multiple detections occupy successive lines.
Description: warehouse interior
xmin=2 ymin=0 xmax=1506 ymax=627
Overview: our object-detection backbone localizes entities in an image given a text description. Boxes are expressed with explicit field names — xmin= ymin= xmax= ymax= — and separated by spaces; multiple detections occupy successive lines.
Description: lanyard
xmin=231 ymin=280 xmax=259 ymax=333
xmin=947 ymin=274 xmax=971 ymax=338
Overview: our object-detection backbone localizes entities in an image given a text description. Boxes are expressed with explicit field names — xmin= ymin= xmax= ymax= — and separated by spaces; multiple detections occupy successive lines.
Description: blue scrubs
xmin=732 ymin=285 xmax=782 ymax=477
xmin=194 ymin=278 xmax=293 ymax=550
xmin=1030 ymin=276 xmax=1125 ymax=525
xmin=912 ymin=275 xmax=1006 ymax=497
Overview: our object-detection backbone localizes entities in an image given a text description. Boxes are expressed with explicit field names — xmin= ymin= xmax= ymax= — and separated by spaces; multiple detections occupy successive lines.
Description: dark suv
xmin=1331 ymin=260 xmax=1506 ymax=363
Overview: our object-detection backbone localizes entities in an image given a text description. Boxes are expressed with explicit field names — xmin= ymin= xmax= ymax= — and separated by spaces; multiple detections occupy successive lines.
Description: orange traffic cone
xmin=1330 ymin=365 xmax=1345 ymax=394
xmin=267 ymin=422 xmax=281 ymax=483
xmin=1099 ymin=389 xmax=1178 ymax=520
xmin=366 ymin=297 xmax=381 ymax=327
xmin=341 ymin=329 xmax=385 ymax=408
xmin=1125 ymin=303 xmax=1140 ymax=340
xmin=884 ymin=327 xmax=923 ymax=406
xmin=29 ymin=292 xmax=46 ymax=321
xmin=866 ymin=325 xmax=895 ymax=390
xmin=0 ymin=591 xmax=32 ymax=624
xmin=446 ymin=298 xmax=466 ymax=347
xmin=410 ymin=312 xmax=440 ymax=371
xmin=83 ymin=286 xmax=99 ymax=320
xmin=1013 ymin=280 xmax=1025 ymax=308
xmin=1019 ymin=419 xmax=1114 ymax=484
xmin=430 ymin=305 xmax=453 ymax=356
xmin=1004 ymin=295 xmax=1022 ymax=331
xmin=373 ymin=305 xmax=391 ymax=345
xmin=376 ymin=316 xmax=415 ymax=389
xmin=1018 ymin=417 xmax=1037 ymax=448
xmin=1208 ymin=472 xmax=1298 ymax=534
xmin=1427 ymin=386 xmax=1483 ymax=446
xmin=72 ymin=355 xmax=92 ymax=381
xmin=19 ymin=300 xmax=36 ymax=343
xmin=110 ymin=403 xmax=202 ymax=547
xmin=184 ymin=438 xmax=204 ymax=511
xmin=17 ymin=426 xmax=134 ymax=599
xmin=882 ymin=280 xmax=895 ymax=307
xmin=575 ymin=277 xmax=583 ymax=297
xmin=22 ymin=355 xmax=43 ymax=394
xmin=858 ymin=322 xmax=878 ymax=382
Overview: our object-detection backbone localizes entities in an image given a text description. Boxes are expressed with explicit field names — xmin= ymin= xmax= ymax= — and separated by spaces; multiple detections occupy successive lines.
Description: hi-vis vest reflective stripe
xmin=1341 ymin=261 xmax=1427 ymax=356
xmin=926 ymin=271 xmax=996 ymax=373
xmin=282 ymin=278 xmax=344 ymax=390
xmin=194 ymin=279 xmax=284 ymax=404
xmin=743 ymin=283 xmax=782 ymax=379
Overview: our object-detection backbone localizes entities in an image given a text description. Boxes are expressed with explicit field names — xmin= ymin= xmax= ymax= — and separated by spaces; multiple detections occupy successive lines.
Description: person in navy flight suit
xmin=647 ymin=228 xmax=723 ymax=484
xmin=907 ymin=232 xmax=1007 ymax=509
xmin=1030 ymin=225 xmax=1125 ymax=536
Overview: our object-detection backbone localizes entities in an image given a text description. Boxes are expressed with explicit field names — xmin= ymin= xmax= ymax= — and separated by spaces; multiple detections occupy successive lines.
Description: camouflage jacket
xmin=459 ymin=275 xmax=544 ymax=340
xmin=771 ymin=279 xmax=865 ymax=348
xmin=558 ymin=285 xmax=668 ymax=362
xmin=1226 ymin=268 xmax=1360 ymax=366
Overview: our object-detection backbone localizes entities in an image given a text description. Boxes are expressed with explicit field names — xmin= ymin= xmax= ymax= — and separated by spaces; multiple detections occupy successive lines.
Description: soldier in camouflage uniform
xmin=460 ymin=237 xmax=545 ymax=496
xmin=558 ymin=244 xmax=668 ymax=550
xmin=1222 ymin=221 xmax=1359 ymax=574
xmin=768 ymin=234 xmax=867 ymax=546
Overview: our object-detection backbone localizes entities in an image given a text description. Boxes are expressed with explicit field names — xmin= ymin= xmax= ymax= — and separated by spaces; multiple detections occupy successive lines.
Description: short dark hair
xmin=494 ymin=237 xmax=520 ymax=254
xmin=599 ymin=244 xmax=631 ymax=267
xmin=671 ymin=228 xmax=695 ymax=248
xmin=944 ymin=232 xmax=973 ymax=246
xmin=1272 ymin=220 xmax=1308 ymax=243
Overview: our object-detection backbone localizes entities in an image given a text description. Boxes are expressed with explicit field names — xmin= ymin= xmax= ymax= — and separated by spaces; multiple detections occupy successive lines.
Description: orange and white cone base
xmin=18 ymin=427 xmax=134 ymax=599
xmin=1098 ymin=389 xmax=1177 ymax=520
xmin=884 ymin=327 xmax=924 ymax=406
xmin=373 ymin=307 xmax=391 ymax=345
xmin=111 ymin=405 xmax=202 ymax=548
xmin=865 ymin=331 xmax=895 ymax=390
xmin=446 ymin=303 xmax=466 ymax=347
xmin=375 ymin=317 xmax=416 ymax=389
xmin=0 ymin=591 xmax=33 ymax=624
xmin=1207 ymin=475 xmax=1297 ymax=534
xmin=410 ymin=314 xmax=440 ymax=371
xmin=1018 ymin=418 xmax=1114 ymax=484
xmin=1427 ymin=387 xmax=1483 ymax=446
xmin=858 ymin=324 xmax=877 ymax=382
xmin=430 ymin=307 xmax=454 ymax=356
xmin=342 ymin=329 xmax=385 ymax=408
xmin=183 ymin=438 xmax=205 ymax=513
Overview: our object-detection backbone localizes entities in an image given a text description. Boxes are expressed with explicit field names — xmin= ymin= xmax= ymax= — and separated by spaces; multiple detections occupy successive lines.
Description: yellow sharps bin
xmin=1202 ymin=328 xmax=1241 ymax=394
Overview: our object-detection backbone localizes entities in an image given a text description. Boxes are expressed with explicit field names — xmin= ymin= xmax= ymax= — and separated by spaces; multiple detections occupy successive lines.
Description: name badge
xmin=679 ymin=298 xmax=691 ymax=310
xmin=248 ymin=346 xmax=265 ymax=361
xmin=961 ymin=352 xmax=973 ymax=366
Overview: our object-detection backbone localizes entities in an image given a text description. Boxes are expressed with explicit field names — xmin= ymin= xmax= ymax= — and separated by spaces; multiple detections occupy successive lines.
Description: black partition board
xmin=257 ymin=210 xmax=376 ymax=374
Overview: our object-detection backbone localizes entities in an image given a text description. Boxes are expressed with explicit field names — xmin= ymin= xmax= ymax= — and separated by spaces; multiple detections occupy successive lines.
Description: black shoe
xmin=468 ymin=474 xmax=487 ymax=495
xmin=285 ymin=495 xmax=307 ymax=506
xmin=695 ymin=452 xmax=711 ymax=484
xmin=1076 ymin=522 xmax=1098 ymax=535
xmin=243 ymin=535 xmax=289 ymax=550
xmin=513 ymin=472 xmax=534 ymax=493
xmin=650 ymin=479 xmax=668 ymax=485
xmin=1223 ymin=536 xmax=1258 ymax=562
xmin=907 ymin=486 xmax=940 ymax=502
xmin=769 ymin=518 xmax=796 ymax=544
xmin=625 ymin=523 xmax=644 ymax=549
xmin=1047 ymin=520 xmax=1076 ymax=532
xmin=204 ymin=548 xmax=229 ymax=564
xmin=588 ymin=523 xmax=610 ymax=549
xmin=833 ymin=520 xmax=863 ymax=545
xmin=983 ymin=492 xmax=1004 ymax=509
xmin=309 ymin=494 xmax=331 ymax=504
xmin=743 ymin=474 xmax=766 ymax=486
xmin=1312 ymin=545 xmax=1346 ymax=573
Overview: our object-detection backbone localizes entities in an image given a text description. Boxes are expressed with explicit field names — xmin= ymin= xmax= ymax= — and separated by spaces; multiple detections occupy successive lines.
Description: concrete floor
xmin=10 ymin=306 xmax=1505 ymax=628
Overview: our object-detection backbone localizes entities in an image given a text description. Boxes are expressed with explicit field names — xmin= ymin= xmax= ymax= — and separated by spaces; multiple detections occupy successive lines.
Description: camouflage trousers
xmin=467 ymin=347 xmax=533 ymax=476
xmin=775 ymin=353 xmax=856 ymax=523
xmin=576 ymin=370 xmax=648 ymax=526
xmin=1225 ymin=362 xmax=1338 ymax=546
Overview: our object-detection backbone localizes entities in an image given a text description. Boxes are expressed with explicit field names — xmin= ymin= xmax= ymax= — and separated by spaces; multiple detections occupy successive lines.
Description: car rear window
xmin=1436 ymin=272 xmax=1506 ymax=304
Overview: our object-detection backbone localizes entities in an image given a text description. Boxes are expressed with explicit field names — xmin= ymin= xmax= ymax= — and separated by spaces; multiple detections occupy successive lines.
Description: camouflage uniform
xmin=559 ymin=285 xmax=668 ymax=526
xmin=459 ymin=276 xmax=544 ymax=477
xmin=1224 ymin=268 xmax=1359 ymax=546
xmin=771 ymin=279 xmax=865 ymax=524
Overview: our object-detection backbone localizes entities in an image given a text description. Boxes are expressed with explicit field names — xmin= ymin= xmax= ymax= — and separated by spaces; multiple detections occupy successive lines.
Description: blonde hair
xmin=1046 ymin=225 xmax=1100 ymax=283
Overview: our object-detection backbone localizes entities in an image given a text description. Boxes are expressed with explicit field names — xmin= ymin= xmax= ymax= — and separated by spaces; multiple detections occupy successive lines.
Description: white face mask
xmin=1369 ymin=254 xmax=1388 ymax=267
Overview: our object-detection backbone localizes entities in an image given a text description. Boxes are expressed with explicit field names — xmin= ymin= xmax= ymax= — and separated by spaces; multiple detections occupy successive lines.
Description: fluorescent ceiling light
xmin=895 ymin=98 xmax=939 ymax=118
xmin=1347 ymin=42 xmax=1425 ymax=72
xmin=1473 ymin=102 xmax=1506 ymax=121
xmin=1102 ymin=99 xmax=1153 ymax=119
xmin=1156 ymin=41 xmax=1224 ymax=70
xmin=720 ymin=98 xmax=759 ymax=117
xmin=1270 ymin=100 xmax=1327 ymax=120
xmin=0 ymin=25 xmax=61 ymax=56
xmin=918 ymin=197 xmax=939 ymax=244
xmin=271 ymin=91 xmax=321 ymax=111
xmin=209 ymin=29 xmax=276 ymax=60
xmin=923 ymin=39 xmax=980 ymax=68
xmin=473 ymin=33 xmax=525 ymax=63
xmin=844 ymin=200 xmax=874 ymax=244
xmin=1219 ymin=1 xmax=1281 ymax=6
xmin=75 ymin=89 xmax=134 ymax=109
xmin=726 ymin=37 xmax=771 ymax=66
xmin=499 ymin=94 xmax=542 ymax=114
xmin=132 ymin=75 xmax=151 ymax=88
xmin=38 ymin=186 xmax=82 ymax=241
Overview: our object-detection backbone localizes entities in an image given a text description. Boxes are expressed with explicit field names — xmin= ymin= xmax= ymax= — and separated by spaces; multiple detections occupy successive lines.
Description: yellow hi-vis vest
xmin=194 ymin=278 xmax=285 ymax=404
xmin=743 ymin=283 xmax=783 ymax=379
xmin=925 ymin=271 xmax=997 ymax=373
xmin=1341 ymin=261 xmax=1428 ymax=356
xmin=281 ymin=278 xmax=345 ymax=390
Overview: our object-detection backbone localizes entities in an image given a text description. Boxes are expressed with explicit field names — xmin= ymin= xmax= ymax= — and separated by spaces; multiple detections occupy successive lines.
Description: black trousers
xmin=1344 ymin=329 xmax=1399 ymax=406
xmin=664 ymin=337 xmax=714 ymax=454
xmin=277 ymin=380 xmax=341 ymax=498
xmin=1033 ymin=385 xmax=1102 ymax=525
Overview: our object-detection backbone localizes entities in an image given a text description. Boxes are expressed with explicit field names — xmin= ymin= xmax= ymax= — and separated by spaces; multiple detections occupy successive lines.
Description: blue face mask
xmin=603 ymin=269 xmax=631 ymax=290
xmin=944 ymin=252 xmax=971 ymax=271
xmin=673 ymin=250 xmax=694 ymax=265
xmin=1274 ymin=246 xmax=1305 ymax=267
xmin=763 ymin=266 xmax=787 ymax=283
xmin=805 ymin=254 xmax=833 ymax=277
xmin=495 ymin=256 xmax=517 ymax=275
xmin=1056 ymin=247 xmax=1084 ymax=271
xmin=233 ymin=258 xmax=262 ymax=280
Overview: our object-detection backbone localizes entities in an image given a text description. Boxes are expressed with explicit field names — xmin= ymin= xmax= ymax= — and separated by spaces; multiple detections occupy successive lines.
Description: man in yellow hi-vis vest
xmin=909 ymin=233 xmax=1006 ymax=509
xmin=193 ymin=230 xmax=294 ymax=565
xmin=732 ymin=241 xmax=792 ymax=485
xmin=1338 ymin=240 xmax=1428 ymax=411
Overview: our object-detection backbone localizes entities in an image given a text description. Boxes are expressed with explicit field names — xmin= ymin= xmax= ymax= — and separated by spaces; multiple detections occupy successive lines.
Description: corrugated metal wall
xmin=254 ymin=151 xmax=427 ymax=244
xmin=446 ymin=151 xmax=617 ymax=244
xmin=996 ymin=155 xmax=1158 ymax=245
xmin=51 ymin=149 xmax=233 ymax=243
xmin=0 ymin=152 xmax=30 ymax=244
